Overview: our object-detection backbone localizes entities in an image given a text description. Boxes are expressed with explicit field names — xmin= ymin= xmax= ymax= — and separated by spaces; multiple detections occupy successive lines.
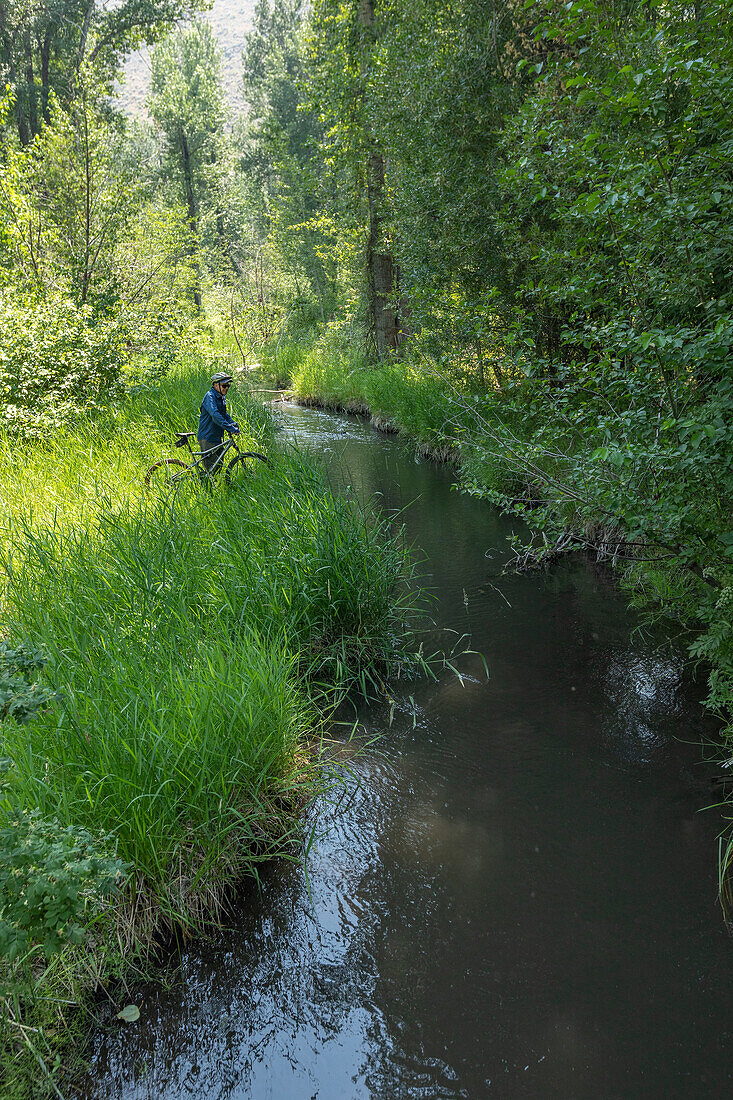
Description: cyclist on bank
xmin=198 ymin=372 xmax=240 ymax=472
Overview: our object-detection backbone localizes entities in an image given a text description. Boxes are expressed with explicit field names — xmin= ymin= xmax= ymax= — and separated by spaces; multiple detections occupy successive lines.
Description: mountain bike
xmin=144 ymin=430 xmax=270 ymax=490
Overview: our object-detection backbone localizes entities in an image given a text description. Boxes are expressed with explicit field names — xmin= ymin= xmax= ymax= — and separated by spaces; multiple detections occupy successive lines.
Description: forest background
xmin=0 ymin=0 xmax=732 ymax=1091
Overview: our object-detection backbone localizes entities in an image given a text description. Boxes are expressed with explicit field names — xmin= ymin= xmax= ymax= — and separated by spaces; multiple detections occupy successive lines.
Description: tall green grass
xmin=1 ymin=628 xmax=307 ymax=936
xmin=289 ymin=325 xmax=461 ymax=453
xmin=0 ymin=349 xmax=417 ymax=1098
xmin=0 ymin=353 xmax=413 ymax=942
xmin=0 ymin=351 xmax=273 ymax=548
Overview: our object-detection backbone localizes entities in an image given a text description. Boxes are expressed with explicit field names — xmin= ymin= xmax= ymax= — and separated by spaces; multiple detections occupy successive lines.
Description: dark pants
xmin=197 ymin=438 xmax=226 ymax=474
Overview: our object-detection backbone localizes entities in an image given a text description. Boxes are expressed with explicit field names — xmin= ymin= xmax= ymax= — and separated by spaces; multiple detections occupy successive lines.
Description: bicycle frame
xmin=182 ymin=432 xmax=241 ymax=478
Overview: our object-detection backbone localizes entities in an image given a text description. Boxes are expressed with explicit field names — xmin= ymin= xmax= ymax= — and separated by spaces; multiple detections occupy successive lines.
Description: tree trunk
xmin=0 ymin=3 xmax=31 ymax=145
xmin=313 ymin=269 xmax=326 ymax=324
xmin=359 ymin=0 xmax=401 ymax=358
xmin=80 ymin=97 xmax=92 ymax=305
xmin=366 ymin=150 xmax=399 ymax=355
xmin=76 ymin=0 xmax=96 ymax=73
xmin=40 ymin=28 xmax=53 ymax=124
xmin=24 ymin=34 xmax=38 ymax=137
xmin=180 ymin=130 xmax=202 ymax=312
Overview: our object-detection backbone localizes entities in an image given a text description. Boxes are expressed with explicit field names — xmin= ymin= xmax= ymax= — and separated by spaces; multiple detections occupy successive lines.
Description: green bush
xmin=0 ymin=807 xmax=124 ymax=962
xmin=0 ymin=292 xmax=125 ymax=439
xmin=0 ymin=645 xmax=57 ymax=723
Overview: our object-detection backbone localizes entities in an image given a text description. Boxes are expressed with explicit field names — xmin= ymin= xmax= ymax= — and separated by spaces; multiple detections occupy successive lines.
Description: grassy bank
xmin=0 ymin=353 xmax=415 ymax=1097
xmin=270 ymin=326 xmax=459 ymax=460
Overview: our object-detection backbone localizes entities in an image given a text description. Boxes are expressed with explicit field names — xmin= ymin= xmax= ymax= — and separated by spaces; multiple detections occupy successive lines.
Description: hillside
xmin=118 ymin=0 xmax=256 ymax=118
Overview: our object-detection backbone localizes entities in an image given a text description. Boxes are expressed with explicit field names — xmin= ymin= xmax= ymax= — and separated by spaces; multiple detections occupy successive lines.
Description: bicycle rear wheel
xmin=224 ymin=451 xmax=270 ymax=488
xmin=144 ymin=459 xmax=191 ymax=490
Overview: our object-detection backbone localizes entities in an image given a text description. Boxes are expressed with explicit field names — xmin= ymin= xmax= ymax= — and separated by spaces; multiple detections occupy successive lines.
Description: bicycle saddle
xmin=174 ymin=432 xmax=195 ymax=447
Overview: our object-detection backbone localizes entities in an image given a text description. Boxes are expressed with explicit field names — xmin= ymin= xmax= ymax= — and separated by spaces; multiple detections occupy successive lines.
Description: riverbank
xmin=292 ymin=393 xmax=457 ymax=463
xmin=250 ymin=326 xmax=733 ymax=908
xmin=0 ymin=353 xmax=416 ymax=1098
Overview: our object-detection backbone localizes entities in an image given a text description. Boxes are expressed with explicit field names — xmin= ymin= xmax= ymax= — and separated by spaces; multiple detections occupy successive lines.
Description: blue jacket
xmin=198 ymin=387 xmax=238 ymax=444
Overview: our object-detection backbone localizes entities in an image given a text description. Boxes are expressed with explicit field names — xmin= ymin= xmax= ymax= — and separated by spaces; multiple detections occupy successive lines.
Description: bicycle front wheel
xmin=144 ymin=459 xmax=191 ymax=490
xmin=224 ymin=451 xmax=270 ymax=488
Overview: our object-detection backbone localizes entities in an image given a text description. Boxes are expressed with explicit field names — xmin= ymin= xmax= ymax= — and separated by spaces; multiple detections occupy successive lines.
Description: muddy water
xmin=84 ymin=404 xmax=733 ymax=1098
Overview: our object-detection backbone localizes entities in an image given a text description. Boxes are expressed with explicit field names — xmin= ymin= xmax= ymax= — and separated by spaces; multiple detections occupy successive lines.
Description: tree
xmin=148 ymin=19 xmax=230 ymax=311
xmin=0 ymin=85 xmax=140 ymax=311
xmin=308 ymin=0 xmax=405 ymax=355
xmin=240 ymin=0 xmax=337 ymax=320
xmin=359 ymin=0 xmax=402 ymax=356
xmin=0 ymin=0 xmax=206 ymax=146
xmin=361 ymin=0 xmax=548 ymax=370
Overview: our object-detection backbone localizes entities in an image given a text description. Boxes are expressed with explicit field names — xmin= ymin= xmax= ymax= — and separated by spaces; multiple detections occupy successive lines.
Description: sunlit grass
xmin=288 ymin=329 xmax=466 ymax=454
xmin=0 ymin=351 xmax=415 ymax=943
xmin=0 ymin=352 xmax=273 ymax=563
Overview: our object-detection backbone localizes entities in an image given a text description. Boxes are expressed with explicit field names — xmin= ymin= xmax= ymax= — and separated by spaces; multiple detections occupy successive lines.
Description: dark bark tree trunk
xmin=15 ymin=100 xmax=31 ymax=145
xmin=40 ymin=28 xmax=53 ymax=124
xmin=538 ymin=312 xmax=563 ymax=379
xmin=359 ymin=0 xmax=402 ymax=358
xmin=24 ymin=33 xmax=38 ymax=137
xmin=366 ymin=149 xmax=400 ymax=355
xmin=13 ymin=88 xmax=31 ymax=145
xmin=181 ymin=129 xmax=202 ymax=311
xmin=0 ymin=3 xmax=31 ymax=145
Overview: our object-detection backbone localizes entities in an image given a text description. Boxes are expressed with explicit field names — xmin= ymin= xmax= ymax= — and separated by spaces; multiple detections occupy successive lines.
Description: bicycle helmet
xmin=212 ymin=372 xmax=233 ymax=385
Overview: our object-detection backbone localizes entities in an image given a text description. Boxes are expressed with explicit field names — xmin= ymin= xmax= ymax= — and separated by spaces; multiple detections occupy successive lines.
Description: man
xmin=197 ymin=372 xmax=240 ymax=473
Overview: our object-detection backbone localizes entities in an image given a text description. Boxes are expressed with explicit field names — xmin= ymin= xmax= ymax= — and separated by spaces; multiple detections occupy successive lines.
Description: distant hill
xmin=117 ymin=0 xmax=257 ymax=119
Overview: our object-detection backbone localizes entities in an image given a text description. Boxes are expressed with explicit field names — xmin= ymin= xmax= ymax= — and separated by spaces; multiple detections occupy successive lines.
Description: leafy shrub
xmin=0 ymin=292 xmax=126 ymax=439
xmin=689 ymin=582 xmax=733 ymax=736
xmin=0 ymin=806 xmax=124 ymax=961
xmin=0 ymin=644 xmax=57 ymax=723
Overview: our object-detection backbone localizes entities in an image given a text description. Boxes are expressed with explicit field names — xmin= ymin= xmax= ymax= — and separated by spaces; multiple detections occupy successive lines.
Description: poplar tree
xmin=149 ymin=20 xmax=229 ymax=311
xmin=309 ymin=0 xmax=404 ymax=355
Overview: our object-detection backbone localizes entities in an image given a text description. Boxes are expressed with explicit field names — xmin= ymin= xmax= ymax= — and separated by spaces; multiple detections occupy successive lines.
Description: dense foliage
xmin=289 ymin=0 xmax=733 ymax=725
xmin=0 ymin=1 xmax=207 ymax=145
xmin=0 ymin=645 xmax=56 ymax=724
xmin=0 ymin=808 xmax=123 ymax=962
xmin=1 ymin=0 xmax=733 ymax=1090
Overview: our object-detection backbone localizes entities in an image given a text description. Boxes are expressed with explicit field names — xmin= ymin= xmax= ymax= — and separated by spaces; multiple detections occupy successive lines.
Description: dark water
xmin=84 ymin=405 xmax=733 ymax=1099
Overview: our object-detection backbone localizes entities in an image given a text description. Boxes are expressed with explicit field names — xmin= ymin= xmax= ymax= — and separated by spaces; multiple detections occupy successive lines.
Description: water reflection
xmin=601 ymin=651 xmax=683 ymax=764
xmin=82 ymin=404 xmax=732 ymax=1099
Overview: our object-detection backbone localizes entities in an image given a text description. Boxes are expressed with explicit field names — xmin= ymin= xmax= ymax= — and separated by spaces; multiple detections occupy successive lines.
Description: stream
xmin=83 ymin=403 xmax=733 ymax=1098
